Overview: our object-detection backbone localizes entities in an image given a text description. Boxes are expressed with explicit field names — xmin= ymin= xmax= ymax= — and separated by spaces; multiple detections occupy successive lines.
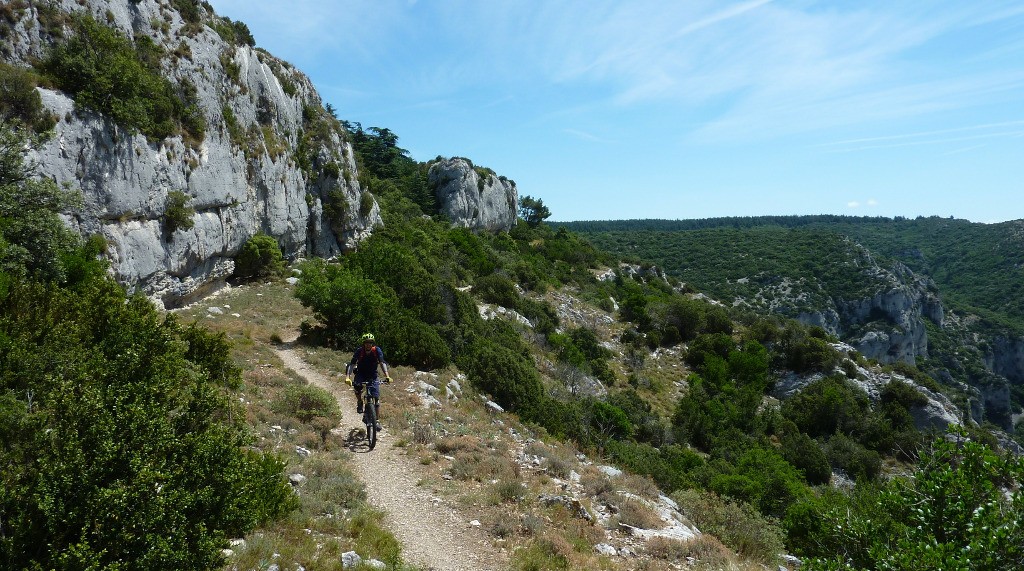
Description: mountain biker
xmin=345 ymin=333 xmax=391 ymax=431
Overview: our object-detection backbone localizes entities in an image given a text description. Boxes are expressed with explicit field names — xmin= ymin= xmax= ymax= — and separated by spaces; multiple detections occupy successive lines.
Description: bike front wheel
xmin=363 ymin=404 xmax=378 ymax=450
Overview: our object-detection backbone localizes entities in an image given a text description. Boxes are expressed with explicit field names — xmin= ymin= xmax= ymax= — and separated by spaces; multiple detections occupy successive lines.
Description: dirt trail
xmin=276 ymin=343 xmax=506 ymax=571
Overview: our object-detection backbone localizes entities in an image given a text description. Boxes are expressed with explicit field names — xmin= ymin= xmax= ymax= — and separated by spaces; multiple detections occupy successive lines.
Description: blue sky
xmin=208 ymin=1 xmax=1024 ymax=223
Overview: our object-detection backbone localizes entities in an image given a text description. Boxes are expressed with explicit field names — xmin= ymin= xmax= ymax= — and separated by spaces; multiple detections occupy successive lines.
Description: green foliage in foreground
xmin=0 ymin=278 xmax=297 ymax=570
xmin=40 ymin=15 xmax=206 ymax=142
xmin=790 ymin=431 xmax=1024 ymax=570
xmin=0 ymin=120 xmax=295 ymax=570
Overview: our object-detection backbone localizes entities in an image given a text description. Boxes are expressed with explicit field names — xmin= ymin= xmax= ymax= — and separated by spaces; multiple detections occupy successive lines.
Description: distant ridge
xmin=553 ymin=214 xmax=974 ymax=233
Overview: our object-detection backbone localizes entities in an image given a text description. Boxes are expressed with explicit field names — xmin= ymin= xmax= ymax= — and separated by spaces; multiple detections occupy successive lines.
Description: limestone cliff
xmin=428 ymin=158 xmax=517 ymax=232
xmin=3 ymin=0 xmax=379 ymax=307
xmin=791 ymin=261 xmax=941 ymax=365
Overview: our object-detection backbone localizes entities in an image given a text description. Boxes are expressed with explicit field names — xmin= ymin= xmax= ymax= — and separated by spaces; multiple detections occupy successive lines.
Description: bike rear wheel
xmin=363 ymin=402 xmax=378 ymax=450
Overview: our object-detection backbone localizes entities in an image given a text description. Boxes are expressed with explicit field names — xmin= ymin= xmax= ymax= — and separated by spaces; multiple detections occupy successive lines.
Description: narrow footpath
xmin=276 ymin=342 xmax=506 ymax=571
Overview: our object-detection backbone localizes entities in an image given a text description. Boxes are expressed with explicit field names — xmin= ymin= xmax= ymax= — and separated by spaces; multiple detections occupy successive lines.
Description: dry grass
xmin=436 ymin=435 xmax=486 ymax=455
xmin=580 ymin=470 xmax=614 ymax=500
xmin=168 ymin=282 xmax=422 ymax=571
xmin=619 ymin=473 xmax=660 ymax=499
xmin=524 ymin=441 xmax=579 ymax=478
xmin=194 ymin=281 xmax=780 ymax=571
xmin=616 ymin=497 xmax=664 ymax=530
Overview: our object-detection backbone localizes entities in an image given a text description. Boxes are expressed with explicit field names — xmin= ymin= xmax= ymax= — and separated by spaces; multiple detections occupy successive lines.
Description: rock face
xmin=773 ymin=343 xmax=962 ymax=432
xmin=988 ymin=336 xmax=1024 ymax=386
xmin=428 ymin=158 xmax=517 ymax=232
xmin=4 ymin=0 xmax=379 ymax=307
xmin=798 ymin=262 xmax=942 ymax=365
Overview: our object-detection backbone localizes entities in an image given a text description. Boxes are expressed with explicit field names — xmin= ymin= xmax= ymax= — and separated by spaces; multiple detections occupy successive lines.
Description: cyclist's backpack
xmin=357 ymin=344 xmax=383 ymax=364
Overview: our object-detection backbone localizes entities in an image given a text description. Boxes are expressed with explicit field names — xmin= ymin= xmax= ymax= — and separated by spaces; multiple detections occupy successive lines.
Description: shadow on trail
xmin=345 ymin=427 xmax=375 ymax=454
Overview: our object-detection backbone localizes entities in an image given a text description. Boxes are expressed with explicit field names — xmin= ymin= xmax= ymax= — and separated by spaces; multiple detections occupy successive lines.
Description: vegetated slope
xmin=560 ymin=216 xmax=1024 ymax=331
xmin=284 ymin=124 xmax=1024 ymax=568
xmin=563 ymin=216 xmax=1024 ymax=420
xmin=566 ymin=226 xmax=890 ymax=314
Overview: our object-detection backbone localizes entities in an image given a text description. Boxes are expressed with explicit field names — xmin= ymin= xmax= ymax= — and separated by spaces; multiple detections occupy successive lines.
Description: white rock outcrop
xmin=428 ymin=158 xmax=517 ymax=232
xmin=6 ymin=0 xmax=380 ymax=307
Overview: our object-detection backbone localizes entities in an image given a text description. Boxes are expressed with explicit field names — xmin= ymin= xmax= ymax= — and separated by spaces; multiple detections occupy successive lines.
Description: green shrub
xmin=299 ymin=455 xmax=366 ymax=517
xmin=493 ymin=479 xmax=527 ymax=504
xmin=685 ymin=333 xmax=734 ymax=368
xmin=823 ymin=432 xmax=881 ymax=481
xmin=40 ymin=15 xmax=204 ymax=141
xmin=786 ymin=335 xmax=840 ymax=373
xmin=345 ymin=506 xmax=404 ymax=567
xmin=164 ymin=190 xmax=194 ymax=235
xmin=512 ymin=539 xmax=569 ymax=571
xmin=794 ymin=432 xmax=1024 ymax=569
xmin=671 ymin=489 xmax=785 ymax=565
xmin=0 ymin=63 xmax=55 ymax=132
xmin=474 ymin=272 xmax=520 ymax=309
xmin=274 ymin=384 xmax=340 ymax=424
xmin=359 ymin=190 xmax=375 ymax=217
xmin=604 ymin=440 xmax=701 ymax=492
xmin=0 ymin=278 xmax=296 ymax=569
xmin=780 ymin=430 xmax=831 ymax=485
xmin=210 ymin=17 xmax=255 ymax=47
xmin=706 ymin=446 xmax=809 ymax=519
xmin=458 ymin=336 xmax=543 ymax=413
xmin=781 ymin=376 xmax=872 ymax=439
xmin=234 ymin=233 xmax=285 ymax=279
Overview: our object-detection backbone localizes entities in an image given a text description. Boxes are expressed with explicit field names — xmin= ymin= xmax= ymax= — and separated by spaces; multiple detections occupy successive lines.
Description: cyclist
xmin=345 ymin=332 xmax=391 ymax=431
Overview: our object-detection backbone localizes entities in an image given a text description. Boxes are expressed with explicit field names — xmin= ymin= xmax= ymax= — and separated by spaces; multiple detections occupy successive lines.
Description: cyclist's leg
xmin=353 ymin=379 xmax=365 ymax=412
xmin=368 ymin=379 xmax=382 ymax=429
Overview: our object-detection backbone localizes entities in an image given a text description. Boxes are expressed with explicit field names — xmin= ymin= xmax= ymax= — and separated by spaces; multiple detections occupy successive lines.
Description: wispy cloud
xmin=563 ymin=129 xmax=612 ymax=143
xmin=821 ymin=125 xmax=1024 ymax=153
xmin=848 ymin=199 xmax=879 ymax=209
xmin=212 ymin=0 xmax=1024 ymax=148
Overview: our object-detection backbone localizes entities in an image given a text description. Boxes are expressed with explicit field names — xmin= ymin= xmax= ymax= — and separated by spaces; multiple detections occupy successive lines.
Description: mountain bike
xmin=354 ymin=377 xmax=390 ymax=450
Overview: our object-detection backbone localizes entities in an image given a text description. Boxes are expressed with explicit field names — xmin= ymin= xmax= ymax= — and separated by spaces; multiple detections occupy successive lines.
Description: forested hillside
xmin=560 ymin=216 xmax=1024 ymax=330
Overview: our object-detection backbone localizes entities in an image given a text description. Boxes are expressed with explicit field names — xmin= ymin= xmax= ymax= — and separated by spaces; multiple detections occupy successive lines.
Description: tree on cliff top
xmin=519 ymin=195 xmax=551 ymax=227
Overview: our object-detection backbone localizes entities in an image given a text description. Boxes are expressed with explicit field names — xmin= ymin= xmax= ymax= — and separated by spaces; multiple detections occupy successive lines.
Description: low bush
xmin=511 ymin=538 xmax=569 ymax=571
xmin=0 ymin=63 xmax=55 ymax=132
xmin=617 ymin=497 xmax=664 ymax=529
xmin=780 ymin=430 xmax=831 ymax=485
xmin=164 ymin=190 xmax=194 ymax=235
xmin=474 ymin=272 xmax=520 ymax=309
xmin=273 ymin=384 xmax=341 ymax=425
xmin=344 ymin=506 xmax=404 ymax=568
xmin=493 ymin=479 xmax=527 ymax=504
xmin=823 ymin=432 xmax=881 ymax=482
xmin=299 ymin=455 xmax=366 ymax=516
xmin=234 ymin=233 xmax=286 ymax=279
xmin=671 ymin=488 xmax=785 ymax=565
